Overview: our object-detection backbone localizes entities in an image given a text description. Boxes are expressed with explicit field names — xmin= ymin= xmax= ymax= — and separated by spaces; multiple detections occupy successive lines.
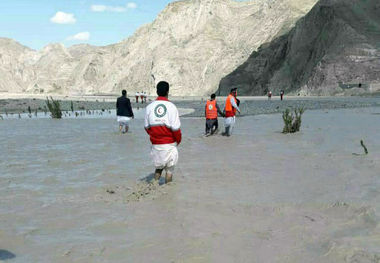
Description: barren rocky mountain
xmin=0 ymin=0 xmax=317 ymax=96
xmin=218 ymin=0 xmax=380 ymax=96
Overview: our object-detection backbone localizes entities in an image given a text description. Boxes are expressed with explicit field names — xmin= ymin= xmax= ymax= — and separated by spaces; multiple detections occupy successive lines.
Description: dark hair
xmin=230 ymin=88 xmax=237 ymax=93
xmin=122 ymin=90 xmax=127 ymax=96
xmin=157 ymin=81 xmax=169 ymax=97
xmin=211 ymin=94 xmax=216 ymax=99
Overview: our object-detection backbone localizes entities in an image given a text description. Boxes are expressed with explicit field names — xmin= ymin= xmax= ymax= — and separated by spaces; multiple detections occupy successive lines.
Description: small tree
xmin=46 ymin=97 xmax=62 ymax=119
xmin=282 ymin=107 xmax=305 ymax=133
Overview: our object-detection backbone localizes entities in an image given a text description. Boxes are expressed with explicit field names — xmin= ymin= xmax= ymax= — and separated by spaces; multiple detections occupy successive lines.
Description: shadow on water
xmin=139 ymin=173 xmax=166 ymax=185
xmin=0 ymin=249 xmax=16 ymax=260
xmin=140 ymin=173 xmax=155 ymax=183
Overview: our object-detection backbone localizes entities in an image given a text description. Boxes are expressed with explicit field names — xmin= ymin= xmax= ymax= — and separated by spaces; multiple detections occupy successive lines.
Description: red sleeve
xmin=172 ymin=129 xmax=182 ymax=145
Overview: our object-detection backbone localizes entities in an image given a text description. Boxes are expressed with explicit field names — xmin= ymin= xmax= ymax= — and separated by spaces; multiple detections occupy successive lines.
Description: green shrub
xmin=282 ymin=107 xmax=305 ymax=133
xmin=46 ymin=97 xmax=62 ymax=119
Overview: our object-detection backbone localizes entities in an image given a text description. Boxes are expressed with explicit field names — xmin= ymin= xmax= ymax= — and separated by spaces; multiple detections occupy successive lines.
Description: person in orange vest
xmin=223 ymin=88 xmax=240 ymax=136
xmin=205 ymin=93 xmax=224 ymax=136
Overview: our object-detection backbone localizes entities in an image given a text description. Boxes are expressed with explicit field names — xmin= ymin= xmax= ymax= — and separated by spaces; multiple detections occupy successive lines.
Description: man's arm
xmin=169 ymin=106 xmax=182 ymax=145
xmin=215 ymin=103 xmax=224 ymax=117
xmin=172 ymin=129 xmax=182 ymax=145
xmin=230 ymin=97 xmax=240 ymax=113
xmin=144 ymin=108 xmax=150 ymax=134
xmin=127 ymin=99 xmax=134 ymax=118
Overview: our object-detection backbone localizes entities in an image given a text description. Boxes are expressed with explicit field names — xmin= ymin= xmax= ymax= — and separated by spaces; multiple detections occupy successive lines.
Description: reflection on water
xmin=0 ymin=109 xmax=145 ymax=120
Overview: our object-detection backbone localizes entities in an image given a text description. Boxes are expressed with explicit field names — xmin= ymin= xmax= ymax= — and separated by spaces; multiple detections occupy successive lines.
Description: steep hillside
xmin=0 ymin=0 xmax=317 ymax=96
xmin=218 ymin=0 xmax=380 ymax=96
xmin=0 ymin=38 xmax=34 ymax=92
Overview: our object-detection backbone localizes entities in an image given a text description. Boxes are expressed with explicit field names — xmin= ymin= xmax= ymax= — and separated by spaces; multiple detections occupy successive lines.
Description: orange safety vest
xmin=225 ymin=94 xmax=237 ymax=117
xmin=206 ymin=100 xmax=218 ymax=119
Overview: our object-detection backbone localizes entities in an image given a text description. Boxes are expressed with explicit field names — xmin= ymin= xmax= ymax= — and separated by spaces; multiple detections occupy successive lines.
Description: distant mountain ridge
xmin=0 ymin=0 xmax=317 ymax=96
xmin=218 ymin=0 xmax=380 ymax=96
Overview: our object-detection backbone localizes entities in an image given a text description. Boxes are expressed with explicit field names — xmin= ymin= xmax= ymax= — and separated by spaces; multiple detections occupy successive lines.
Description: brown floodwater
xmin=0 ymin=107 xmax=379 ymax=262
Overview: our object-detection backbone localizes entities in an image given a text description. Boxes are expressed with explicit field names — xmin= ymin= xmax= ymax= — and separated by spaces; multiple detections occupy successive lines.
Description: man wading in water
xmin=116 ymin=90 xmax=134 ymax=133
xmin=223 ymin=88 xmax=240 ymax=136
xmin=144 ymin=81 xmax=182 ymax=183
xmin=204 ymin=93 xmax=224 ymax=136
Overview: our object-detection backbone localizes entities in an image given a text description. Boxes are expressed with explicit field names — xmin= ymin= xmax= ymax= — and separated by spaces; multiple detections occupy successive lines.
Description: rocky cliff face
xmin=0 ymin=39 xmax=34 ymax=93
xmin=218 ymin=0 xmax=380 ymax=96
xmin=0 ymin=0 xmax=317 ymax=96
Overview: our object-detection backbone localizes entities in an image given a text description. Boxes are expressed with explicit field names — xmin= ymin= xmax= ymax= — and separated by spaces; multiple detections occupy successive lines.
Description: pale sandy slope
xmin=0 ymin=0 xmax=317 ymax=96
xmin=0 ymin=107 xmax=379 ymax=262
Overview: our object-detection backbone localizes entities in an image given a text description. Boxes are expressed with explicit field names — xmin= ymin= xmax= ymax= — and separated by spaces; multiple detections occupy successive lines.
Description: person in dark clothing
xmin=116 ymin=90 xmax=134 ymax=133
xmin=205 ymin=94 xmax=224 ymax=136
xmin=280 ymin=90 xmax=284 ymax=101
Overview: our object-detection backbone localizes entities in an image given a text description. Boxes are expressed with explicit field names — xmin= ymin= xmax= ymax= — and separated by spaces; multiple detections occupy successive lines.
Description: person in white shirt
xmin=144 ymin=81 xmax=182 ymax=184
xmin=135 ymin=91 xmax=140 ymax=103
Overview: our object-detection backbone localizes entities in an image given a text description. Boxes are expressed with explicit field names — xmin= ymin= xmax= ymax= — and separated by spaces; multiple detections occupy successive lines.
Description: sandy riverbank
xmin=0 ymin=92 xmax=322 ymax=101
xmin=1 ymin=94 xmax=380 ymax=117
xmin=1 ymin=106 xmax=380 ymax=262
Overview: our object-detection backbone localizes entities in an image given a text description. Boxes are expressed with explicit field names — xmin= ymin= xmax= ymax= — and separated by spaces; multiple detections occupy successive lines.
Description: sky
xmin=0 ymin=0 xmax=175 ymax=50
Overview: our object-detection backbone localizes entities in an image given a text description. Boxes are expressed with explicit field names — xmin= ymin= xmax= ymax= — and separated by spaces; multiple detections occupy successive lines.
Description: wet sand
xmin=1 ymin=107 xmax=380 ymax=262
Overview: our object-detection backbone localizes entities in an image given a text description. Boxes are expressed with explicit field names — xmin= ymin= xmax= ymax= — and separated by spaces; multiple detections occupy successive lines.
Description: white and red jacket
xmin=144 ymin=97 xmax=182 ymax=145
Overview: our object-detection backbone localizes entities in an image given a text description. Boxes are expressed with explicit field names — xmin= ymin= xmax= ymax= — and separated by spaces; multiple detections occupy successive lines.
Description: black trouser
xmin=205 ymin=119 xmax=218 ymax=134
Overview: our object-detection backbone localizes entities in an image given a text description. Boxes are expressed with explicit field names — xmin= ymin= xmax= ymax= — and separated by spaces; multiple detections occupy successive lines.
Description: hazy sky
xmin=0 ymin=0 xmax=175 ymax=50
